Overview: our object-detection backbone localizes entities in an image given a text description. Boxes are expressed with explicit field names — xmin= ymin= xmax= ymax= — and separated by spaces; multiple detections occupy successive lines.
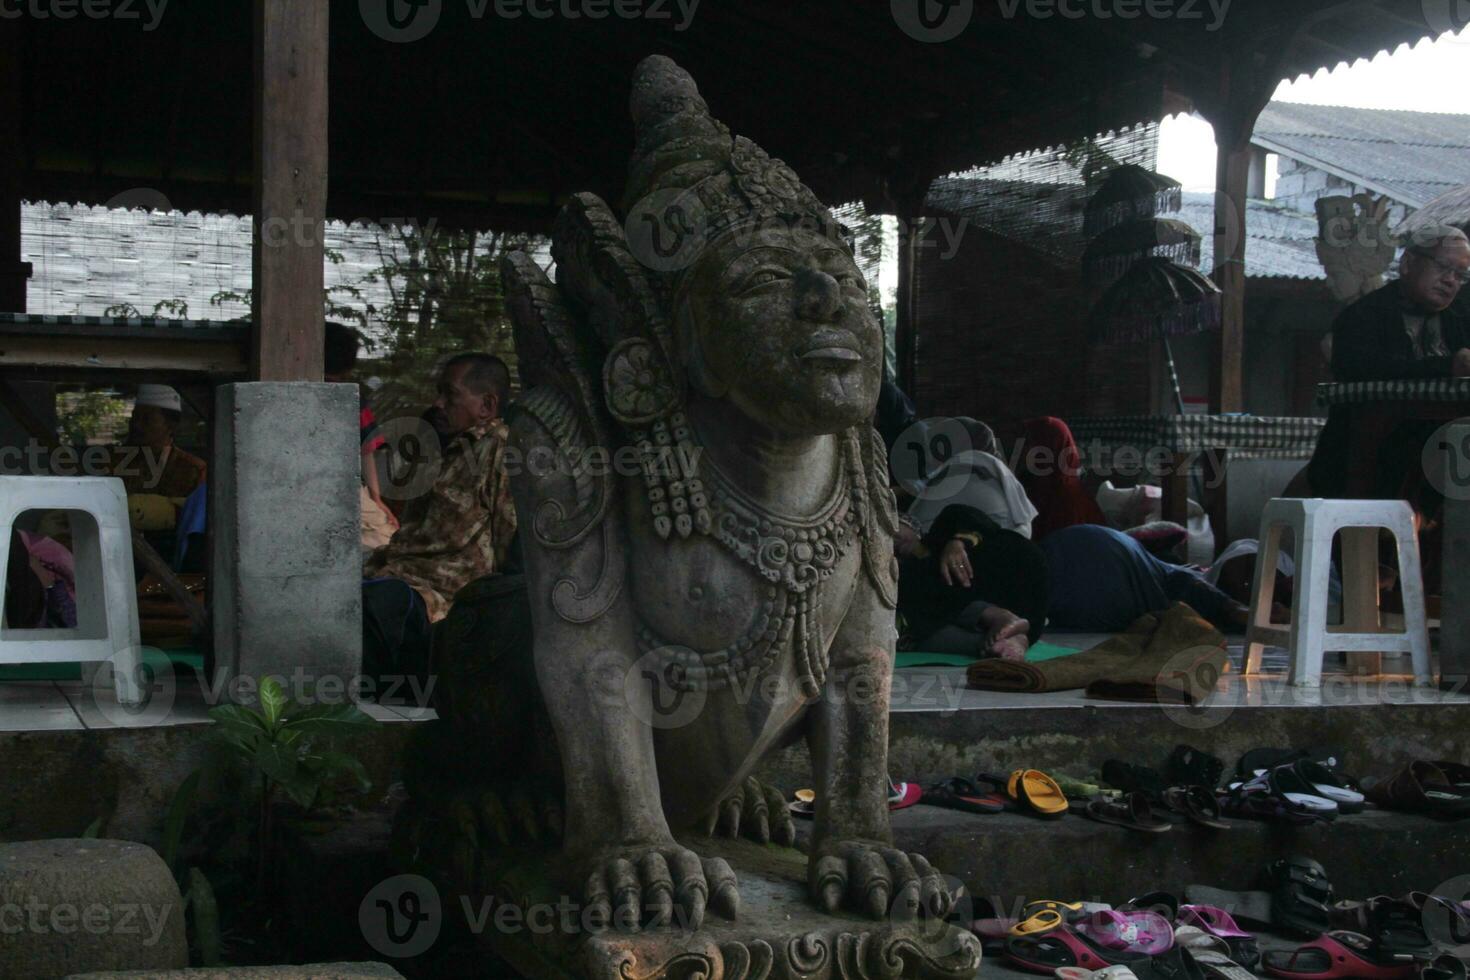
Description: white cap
xmin=134 ymin=384 xmax=182 ymax=412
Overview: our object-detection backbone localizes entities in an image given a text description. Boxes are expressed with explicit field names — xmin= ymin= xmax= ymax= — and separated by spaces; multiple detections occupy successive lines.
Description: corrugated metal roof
xmin=1176 ymin=193 xmax=1325 ymax=282
xmin=1253 ymin=102 xmax=1470 ymax=209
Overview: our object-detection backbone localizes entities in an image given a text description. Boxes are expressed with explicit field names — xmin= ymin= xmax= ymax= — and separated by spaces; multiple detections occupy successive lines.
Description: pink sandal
xmin=1262 ymin=932 xmax=1417 ymax=980
xmin=1076 ymin=909 xmax=1175 ymax=955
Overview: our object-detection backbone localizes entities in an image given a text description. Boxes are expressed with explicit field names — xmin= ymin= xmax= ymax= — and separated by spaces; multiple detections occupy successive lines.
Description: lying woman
xmin=896 ymin=503 xmax=1049 ymax=661
xmin=1040 ymin=523 xmax=1249 ymax=633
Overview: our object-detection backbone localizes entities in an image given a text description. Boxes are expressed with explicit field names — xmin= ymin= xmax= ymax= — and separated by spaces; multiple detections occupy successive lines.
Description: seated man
xmin=100 ymin=384 xmax=207 ymax=499
xmin=361 ymin=353 xmax=518 ymax=686
xmin=1308 ymin=225 xmax=1470 ymax=499
xmin=896 ymin=504 xmax=1047 ymax=661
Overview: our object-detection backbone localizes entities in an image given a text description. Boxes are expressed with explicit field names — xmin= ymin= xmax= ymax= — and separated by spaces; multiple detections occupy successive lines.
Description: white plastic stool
xmin=1243 ymin=498 xmax=1431 ymax=688
xmin=0 ymin=477 xmax=143 ymax=704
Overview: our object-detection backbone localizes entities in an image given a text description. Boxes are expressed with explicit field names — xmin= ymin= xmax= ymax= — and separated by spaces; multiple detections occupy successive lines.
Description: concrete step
xmin=872 ymin=803 xmax=1470 ymax=911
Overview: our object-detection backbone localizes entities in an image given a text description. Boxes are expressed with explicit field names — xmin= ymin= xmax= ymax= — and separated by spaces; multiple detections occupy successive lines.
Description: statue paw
xmin=706 ymin=776 xmax=797 ymax=847
xmin=476 ymin=783 xmax=564 ymax=846
xmin=808 ymin=841 xmax=953 ymax=921
xmin=583 ymin=843 xmax=739 ymax=933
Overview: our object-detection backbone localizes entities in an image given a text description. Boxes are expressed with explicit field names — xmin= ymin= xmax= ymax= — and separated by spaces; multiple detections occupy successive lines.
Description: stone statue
xmin=1315 ymin=193 xmax=1397 ymax=304
xmin=395 ymin=55 xmax=977 ymax=978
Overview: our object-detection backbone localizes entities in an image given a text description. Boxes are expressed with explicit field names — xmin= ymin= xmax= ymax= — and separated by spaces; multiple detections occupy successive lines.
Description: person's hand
xmin=938 ymin=538 xmax=972 ymax=588
xmin=979 ymin=607 xmax=1030 ymax=661
xmin=1453 ymin=349 xmax=1470 ymax=378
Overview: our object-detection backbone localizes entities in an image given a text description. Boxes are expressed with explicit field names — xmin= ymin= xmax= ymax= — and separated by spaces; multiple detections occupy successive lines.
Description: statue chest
xmin=624 ymin=483 xmax=864 ymax=695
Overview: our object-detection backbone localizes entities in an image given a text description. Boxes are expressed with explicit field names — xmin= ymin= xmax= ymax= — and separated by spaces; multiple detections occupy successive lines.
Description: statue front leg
xmin=805 ymin=583 xmax=952 ymax=922
xmin=510 ymin=413 xmax=738 ymax=933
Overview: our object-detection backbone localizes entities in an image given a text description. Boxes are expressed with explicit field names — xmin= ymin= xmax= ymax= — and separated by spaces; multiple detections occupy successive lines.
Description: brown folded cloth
xmin=967 ymin=602 xmax=1226 ymax=704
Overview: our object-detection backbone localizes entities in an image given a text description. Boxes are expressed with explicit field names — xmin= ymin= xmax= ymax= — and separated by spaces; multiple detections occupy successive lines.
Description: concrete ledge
xmin=65 ymin=965 xmax=404 ymax=979
xmin=851 ymin=804 xmax=1470 ymax=908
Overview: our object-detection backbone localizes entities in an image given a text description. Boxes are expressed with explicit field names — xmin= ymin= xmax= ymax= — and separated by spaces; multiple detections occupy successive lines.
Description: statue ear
xmin=676 ymin=293 xmax=728 ymax=399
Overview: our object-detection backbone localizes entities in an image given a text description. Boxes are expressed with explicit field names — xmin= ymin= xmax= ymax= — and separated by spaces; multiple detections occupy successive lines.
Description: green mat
xmin=0 ymin=646 xmax=203 ymax=682
xmin=895 ymin=641 xmax=1081 ymax=669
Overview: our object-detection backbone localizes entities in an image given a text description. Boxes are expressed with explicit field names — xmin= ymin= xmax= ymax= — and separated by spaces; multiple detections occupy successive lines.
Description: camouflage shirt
xmin=364 ymin=419 xmax=517 ymax=623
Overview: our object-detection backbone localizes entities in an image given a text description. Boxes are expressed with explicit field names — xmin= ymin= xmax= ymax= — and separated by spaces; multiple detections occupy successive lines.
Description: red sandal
xmin=1261 ymin=932 xmax=1417 ymax=980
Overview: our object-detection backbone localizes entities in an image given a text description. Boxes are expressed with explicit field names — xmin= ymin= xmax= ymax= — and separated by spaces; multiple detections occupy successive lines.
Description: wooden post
xmin=0 ymin=30 xmax=29 ymax=314
xmin=895 ymin=212 xmax=920 ymax=396
xmin=1210 ymin=129 xmax=1249 ymax=414
xmin=251 ymin=0 xmax=329 ymax=381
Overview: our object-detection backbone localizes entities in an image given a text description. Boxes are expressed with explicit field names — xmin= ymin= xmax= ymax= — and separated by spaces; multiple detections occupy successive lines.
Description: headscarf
xmin=907 ymin=451 xmax=1038 ymax=538
xmin=1016 ymin=416 xmax=1107 ymax=541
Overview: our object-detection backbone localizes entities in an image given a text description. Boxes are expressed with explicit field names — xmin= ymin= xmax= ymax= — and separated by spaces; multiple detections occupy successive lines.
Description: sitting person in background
xmin=1041 ymin=523 xmax=1248 ymax=633
xmin=896 ymin=503 xmax=1048 ymax=662
xmin=362 ymin=353 xmax=518 ymax=684
xmin=1016 ymin=416 xmax=1107 ymax=541
xmin=4 ymin=529 xmax=76 ymax=628
xmin=324 ymin=322 xmax=397 ymax=547
xmin=907 ymin=439 xmax=1037 ymax=538
xmin=100 ymin=383 xmax=206 ymax=499
xmin=1308 ymin=225 xmax=1470 ymax=499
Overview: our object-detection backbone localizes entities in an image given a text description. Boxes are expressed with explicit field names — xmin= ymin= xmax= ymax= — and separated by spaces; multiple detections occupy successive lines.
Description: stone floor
xmin=0 ymin=677 xmax=437 ymax=732
xmin=0 ymin=630 xmax=1461 ymax=731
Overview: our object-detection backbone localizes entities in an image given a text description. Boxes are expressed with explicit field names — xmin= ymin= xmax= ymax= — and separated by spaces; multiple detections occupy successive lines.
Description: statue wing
xmin=501 ymin=248 xmax=614 ymax=550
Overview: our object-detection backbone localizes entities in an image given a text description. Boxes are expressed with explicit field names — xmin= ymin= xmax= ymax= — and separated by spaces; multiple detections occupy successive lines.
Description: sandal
xmin=1262 ymin=932 xmax=1417 ymax=980
xmin=1006 ymin=769 xmax=1071 ymax=820
xmin=1292 ymin=760 xmax=1366 ymax=814
xmin=1103 ymin=759 xmax=1168 ymax=800
xmin=1086 ymin=793 xmax=1172 ymax=833
xmin=1120 ymin=891 xmax=1180 ymax=919
xmin=1364 ymin=762 xmax=1470 ymax=820
xmin=1217 ymin=783 xmax=1321 ymax=825
xmin=1178 ymin=905 xmax=1260 ymax=970
xmin=1269 ymin=854 xmax=1334 ymax=937
xmin=1168 ymin=744 xmax=1225 ymax=791
xmin=1163 ymin=786 xmax=1232 ymax=830
xmin=1182 ymin=886 xmax=1273 ymax=930
xmin=1005 ymin=926 xmax=1152 ymax=975
xmin=921 ymin=777 xmax=1006 ymax=815
xmin=1235 ymin=767 xmax=1338 ymax=818
xmin=1191 ymin=948 xmax=1258 ymax=980
xmin=1075 ymin=909 xmax=1175 ymax=954
xmin=888 ymin=780 xmax=923 ymax=811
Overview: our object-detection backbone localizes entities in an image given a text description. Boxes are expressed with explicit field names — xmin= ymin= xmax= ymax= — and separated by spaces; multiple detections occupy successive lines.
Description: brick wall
xmin=911 ymin=219 xmax=1153 ymax=437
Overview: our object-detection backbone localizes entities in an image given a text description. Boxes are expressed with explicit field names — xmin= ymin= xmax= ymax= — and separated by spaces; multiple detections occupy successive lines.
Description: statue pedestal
xmin=474 ymin=837 xmax=982 ymax=980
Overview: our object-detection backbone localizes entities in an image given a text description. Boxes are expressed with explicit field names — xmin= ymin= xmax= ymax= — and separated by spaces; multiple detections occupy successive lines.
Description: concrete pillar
xmin=1441 ymin=422 xmax=1470 ymax=693
xmin=211 ymin=382 xmax=360 ymax=697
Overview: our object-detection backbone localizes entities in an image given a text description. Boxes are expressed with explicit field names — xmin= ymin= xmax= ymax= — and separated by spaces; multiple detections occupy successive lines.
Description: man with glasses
xmin=1309 ymin=224 xmax=1470 ymax=499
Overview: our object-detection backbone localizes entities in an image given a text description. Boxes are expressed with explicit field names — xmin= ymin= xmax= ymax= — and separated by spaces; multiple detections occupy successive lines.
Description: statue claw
xmin=708 ymin=776 xmax=794 ymax=847
xmin=581 ymin=843 xmax=732 ymax=933
xmin=809 ymin=841 xmax=952 ymax=921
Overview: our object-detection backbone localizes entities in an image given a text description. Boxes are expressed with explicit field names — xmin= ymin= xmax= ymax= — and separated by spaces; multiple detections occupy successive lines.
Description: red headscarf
xmin=1016 ymin=416 xmax=1107 ymax=540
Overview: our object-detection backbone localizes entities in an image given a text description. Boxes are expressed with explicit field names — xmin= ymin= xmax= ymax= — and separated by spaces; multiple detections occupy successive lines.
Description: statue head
xmin=622 ymin=56 xmax=882 ymax=437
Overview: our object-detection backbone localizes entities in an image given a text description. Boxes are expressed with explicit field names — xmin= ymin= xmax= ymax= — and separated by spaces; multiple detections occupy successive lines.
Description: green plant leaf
xmin=258 ymin=677 xmax=288 ymax=730
xmin=302 ymin=750 xmax=372 ymax=794
xmin=280 ymin=702 xmax=379 ymax=737
xmin=187 ymin=868 xmax=221 ymax=967
xmin=208 ymin=704 xmax=269 ymax=741
xmin=253 ymin=741 xmax=298 ymax=786
xmin=161 ymin=770 xmax=201 ymax=877
xmin=81 ymin=816 xmax=105 ymax=839
xmin=280 ymin=771 xmax=321 ymax=809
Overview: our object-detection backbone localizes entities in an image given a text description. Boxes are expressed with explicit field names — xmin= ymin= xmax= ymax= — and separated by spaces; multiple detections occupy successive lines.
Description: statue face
xmin=684 ymin=225 xmax=883 ymax=436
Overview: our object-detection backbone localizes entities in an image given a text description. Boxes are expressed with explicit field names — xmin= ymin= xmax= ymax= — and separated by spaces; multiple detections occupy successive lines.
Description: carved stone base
xmin=466 ymin=837 xmax=982 ymax=980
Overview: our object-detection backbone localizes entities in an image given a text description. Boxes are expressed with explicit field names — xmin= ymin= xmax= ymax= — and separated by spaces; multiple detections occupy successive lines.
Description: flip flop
xmin=1005 ymin=926 xmax=1152 ymax=975
xmin=889 ymin=781 xmax=923 ymax=811
xmin=1087 ymin=792 xmax=1172 ymax=833
xmin=1364 ymin=762 xmax=1470 ymax=820
xmin=1076 ymin=909 xmax=1175 ymax=955
xmin=1164 ymin=786 xmax=1232 ymax=830
xmin=922 ymin=777 xmax=1006 ymax=815
xmin=1121 ymin=891 xmax=1180 ymax=919
xmin=1168 ymin=744 xmax=1225 ymax=791
xmin=1178 ymin=905 xmax=1260 ymax=970
xmin=1293 ymin=760 xmax=1366 ymax=814
xmin=1191 ymin=948 xmax=1257 ymax=980
xmin=1262 ymin=932 xmax=1417 ymax=980
xmin=1056 ymin=967 xmax=1142 ymax=980
xmin=1236 ymin=768 xmax=1339 ymax=818
xmin=1421 ymin=955 xmax=1467 ymax=980
xmin=1182 ymin=886 xmax=1273 ymax=929
xmin=1007 ymin=769 xmax=1070 ymax=819
xmin=789 ymin=788 xmax=815 ymax=819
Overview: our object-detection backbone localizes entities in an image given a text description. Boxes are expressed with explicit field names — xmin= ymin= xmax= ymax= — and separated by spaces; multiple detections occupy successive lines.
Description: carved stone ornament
xmin=395 ymin=54 xmax=969 ymax=978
